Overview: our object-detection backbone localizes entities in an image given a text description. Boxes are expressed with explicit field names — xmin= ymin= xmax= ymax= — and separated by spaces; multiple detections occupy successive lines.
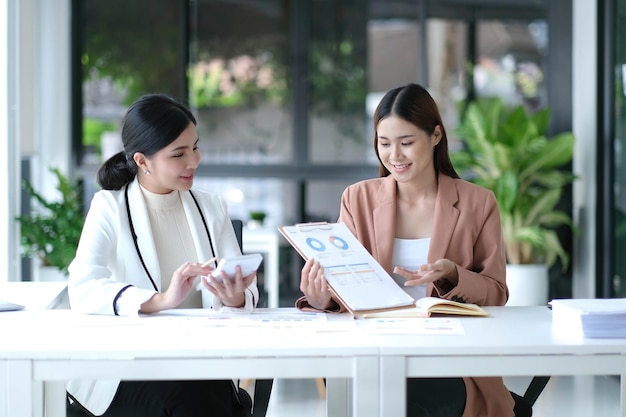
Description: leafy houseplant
xmin=15 ymin=168 xmax=85 ymax=275
xmin=451 ymin=98 xmax=576 ymax=271
xmin=249 ymin=210 xmax=267 ymax=224
xmin=247 ymin=210 xmax=268 ymax=229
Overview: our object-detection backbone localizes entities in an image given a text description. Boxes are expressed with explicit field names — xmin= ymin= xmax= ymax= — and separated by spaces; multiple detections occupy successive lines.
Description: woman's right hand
xmin=140 ymin=261 xmax=212 ymax=313
xmin=300 ymin=258 xmax=333 ymax=310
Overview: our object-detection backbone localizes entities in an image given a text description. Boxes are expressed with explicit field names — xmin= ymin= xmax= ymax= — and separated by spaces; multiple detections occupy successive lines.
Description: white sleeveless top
xmin=391 ymin=237 xmax=431 ymax=301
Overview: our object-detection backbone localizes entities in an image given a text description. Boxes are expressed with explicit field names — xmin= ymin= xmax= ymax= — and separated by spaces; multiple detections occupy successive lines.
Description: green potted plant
xmin=15 ymin=167 xmax=85 ymax=276
xmin=248 ymin=210 xmax=267 ymax=229
xmin=451 ymin=98 xmax=576 ymax=305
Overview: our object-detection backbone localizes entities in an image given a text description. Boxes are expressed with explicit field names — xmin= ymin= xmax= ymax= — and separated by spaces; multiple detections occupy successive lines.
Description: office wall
xmin=33 ymin=0 xmax=72 ymax=195
xmin=3 ymin=0 xmax=72 ymax=281
xmin=1 ymin=0 xmax=11 ymax=281
xmin=2 ymin=0 xmax=21 ymax=282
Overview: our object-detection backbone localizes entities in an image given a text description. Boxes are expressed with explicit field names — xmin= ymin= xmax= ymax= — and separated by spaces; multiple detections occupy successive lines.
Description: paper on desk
xmin=151 ymin=309 xmax=326 ymax=322
xmin=138 ymin=309 xmax=359 ymax=336
xmin=364 ymin=317 xmax=465 ymax=335
xmin=551 ymin=298 xmax=626 ymax=338
xmin=202 ymin=311 xmax=346 ymax=332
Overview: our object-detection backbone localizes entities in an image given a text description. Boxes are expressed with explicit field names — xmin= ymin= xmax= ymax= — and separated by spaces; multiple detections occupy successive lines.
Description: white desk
xmin=0 ymin=281 xmax=68 ymax=310
xmin=0 ymin=281 xmax=69 ymax=416
xmin=4 ymin=306 xmax=626 ymax=417
xmin=0 ymin=308 xmax=378 ymax=417
xmin=242 ymin=228 xmax=280 ymax=308
xmin=371 ymin=306 xmax=626 ymax=417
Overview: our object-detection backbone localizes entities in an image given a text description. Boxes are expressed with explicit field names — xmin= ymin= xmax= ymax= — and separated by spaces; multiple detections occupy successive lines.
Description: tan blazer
xmin=339 ymin=174 xmax=508 ymax=306
xmin=298 ymin=173 xmax=515 ymax=416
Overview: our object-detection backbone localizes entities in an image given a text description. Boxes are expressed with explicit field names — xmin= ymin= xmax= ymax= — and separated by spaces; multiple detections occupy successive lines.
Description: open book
xmin=359 ymin=297 xmax=487 ymax=318
xmin=279 ymin=222 xmax=488 ymax=318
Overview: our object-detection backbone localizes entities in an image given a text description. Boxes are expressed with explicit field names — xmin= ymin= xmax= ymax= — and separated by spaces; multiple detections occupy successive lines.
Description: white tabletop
xmin=368 ymin=306 xmax=626 ymax=355
xmin=0 ymin=308 xmax=375 ymax=359
xmin=0 ymin=308 xmax=379 ymax=417
xmin=3 ymin=306 xmax=626 ymax=417
xmin=0 ymin=281 xmax=68 ymax=310
xmin=365 ymin=306 xmax=626 ymax=417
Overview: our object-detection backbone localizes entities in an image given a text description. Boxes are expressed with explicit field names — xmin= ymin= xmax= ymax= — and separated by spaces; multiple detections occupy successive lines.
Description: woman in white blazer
xmin=67 ymin=94 xmax=259 ymax=417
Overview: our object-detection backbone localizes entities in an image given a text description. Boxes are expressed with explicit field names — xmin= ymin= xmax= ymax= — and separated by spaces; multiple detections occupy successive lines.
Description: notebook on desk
xmin=0 ymin=300 xmax=25 ymax=312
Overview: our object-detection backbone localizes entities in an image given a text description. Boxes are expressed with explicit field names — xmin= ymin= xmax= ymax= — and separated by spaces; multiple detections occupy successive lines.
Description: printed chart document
xmin=279 ymin=222 xmax=417 ymax=315
xmin=364 ymin=317 xmax=465 ymax=335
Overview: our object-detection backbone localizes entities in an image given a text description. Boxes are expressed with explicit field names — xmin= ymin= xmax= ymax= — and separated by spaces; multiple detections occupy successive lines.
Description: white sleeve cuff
xmin=116 ymin=287 xmax=157 ymax=317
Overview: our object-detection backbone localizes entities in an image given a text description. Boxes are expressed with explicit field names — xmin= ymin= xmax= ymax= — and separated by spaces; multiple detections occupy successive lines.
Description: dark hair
xmin=97 ymin=94 xmax=197 ymax=190
xmin=373 ymin=83 xmax=458 ymax=179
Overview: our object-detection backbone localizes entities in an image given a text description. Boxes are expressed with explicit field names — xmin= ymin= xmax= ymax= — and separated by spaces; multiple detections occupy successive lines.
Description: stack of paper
xmin=551 ymin=298 xmax=626 ymax=338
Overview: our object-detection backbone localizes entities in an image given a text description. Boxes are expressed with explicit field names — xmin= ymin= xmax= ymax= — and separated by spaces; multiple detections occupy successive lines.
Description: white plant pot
xmin=505 ymin=264 xmax=549 ymax=306
xmin=101 ymin=131 xmax=123 ymax=161
xmin=35 ymin=265 xmax=67 ymax=282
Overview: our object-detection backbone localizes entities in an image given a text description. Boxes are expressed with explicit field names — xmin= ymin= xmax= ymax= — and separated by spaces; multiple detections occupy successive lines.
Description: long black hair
xmin=97 ymin=94 xmax=197 ymax=190
xmin=372 ymin=83 xmax=458 ymax=179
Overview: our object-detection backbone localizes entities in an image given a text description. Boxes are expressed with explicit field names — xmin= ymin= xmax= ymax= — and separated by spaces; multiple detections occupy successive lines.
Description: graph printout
xmin=279 ymin=222 xmax=415 ymax=312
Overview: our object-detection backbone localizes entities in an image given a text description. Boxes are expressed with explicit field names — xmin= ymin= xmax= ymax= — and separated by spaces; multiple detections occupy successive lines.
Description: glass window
xmin=74 ymin=0 xmax=558 ymax=298
xmin=613 ymin=0 xmax=626 ymax=296
xmin=425 ymin=19 xmax=468 ymax=149
xmin=475 ymin=20 xmax=548 ymax=111
xmin=306 ymin=180 xmax=354 ymax=223
xmin=193 ymin=176 xmax=293 ymax=231
xmin=308 ymin=0 xmax=369 ymax=164
xmin=366 ymin=12 xmax=421 ymax=161
xmin=77 ymin=0 xmax=551 ymax=228
xmin=81 ymin=0 xmax=185 ymax=164
xmin=190 ymin=0 xmax=292 ymax=165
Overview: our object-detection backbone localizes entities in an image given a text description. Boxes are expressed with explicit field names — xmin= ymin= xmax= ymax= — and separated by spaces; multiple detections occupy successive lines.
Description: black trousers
xmin=407 ymin=378 xmax=467 ymax=417
xmin=68 ymin=380 xmax=249 ymax=417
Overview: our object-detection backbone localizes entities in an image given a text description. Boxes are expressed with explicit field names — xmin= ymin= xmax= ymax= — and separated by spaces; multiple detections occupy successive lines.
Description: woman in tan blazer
xmin=298 ymin=83 xmax=520 ymax=417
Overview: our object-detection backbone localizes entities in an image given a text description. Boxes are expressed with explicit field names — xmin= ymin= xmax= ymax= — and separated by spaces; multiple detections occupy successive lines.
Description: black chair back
xmin=231 ymin=219 xmax=243 ymax=251
xmin=231 ymin=218 xmax=273 ymax=417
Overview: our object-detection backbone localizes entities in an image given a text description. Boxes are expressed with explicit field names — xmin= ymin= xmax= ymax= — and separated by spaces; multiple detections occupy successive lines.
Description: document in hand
xmin=550 ymin=298 xmax=626 ymax=338
xmin=359 ymin=297 xmax=488 ymax=319
xmin=279 ymin=222 xmax=416 ymax=315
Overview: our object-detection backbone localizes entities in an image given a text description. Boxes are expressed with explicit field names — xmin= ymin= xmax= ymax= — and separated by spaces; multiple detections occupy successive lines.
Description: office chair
xmin=509 ymin=375 xmax=551 ymax=417
xmin=231 ymin=219 xmax=274 ymax=417
xmin=521 ymin=376 xmax=551 ymax=406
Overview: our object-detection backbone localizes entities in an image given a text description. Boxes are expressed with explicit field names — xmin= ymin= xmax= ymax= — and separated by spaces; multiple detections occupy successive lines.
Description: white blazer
xmin=67 ymin=177 xmax=259 ymax=415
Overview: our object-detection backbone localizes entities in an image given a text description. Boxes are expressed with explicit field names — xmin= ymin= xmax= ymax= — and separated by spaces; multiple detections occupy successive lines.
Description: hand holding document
xmin=279 ymin=222 xmax=488 ymax=318
xmin=279 ymin=222 xmax=415 ymax=315
xmin=195 ymin=254 xmax=263 ymax=290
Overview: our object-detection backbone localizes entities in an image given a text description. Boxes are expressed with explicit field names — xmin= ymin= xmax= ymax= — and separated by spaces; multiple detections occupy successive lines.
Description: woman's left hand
xmin=394 ymin=258 xmax=459 ymax=286
xmin=200 ymin=266 xmax=255 ymax=307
